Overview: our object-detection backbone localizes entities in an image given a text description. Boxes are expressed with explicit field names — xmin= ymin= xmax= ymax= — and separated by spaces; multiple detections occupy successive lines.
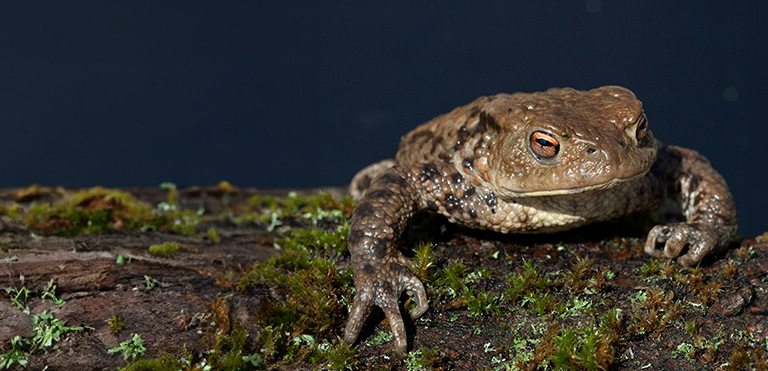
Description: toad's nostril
xmin=586 ymin=147 xmax=597 ymax=154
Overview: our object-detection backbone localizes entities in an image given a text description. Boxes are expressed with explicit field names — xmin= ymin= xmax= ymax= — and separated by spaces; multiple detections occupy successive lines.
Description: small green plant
xmin=241 ymin=353 xmax=264 ymax=368
xmin=143 ymin=275 xmax=161 ymax=290
xmin=109 ymin=333 xmax=147 ymax=360
xmin=31 ymin=311 xmax=84 ymax=351
xmin=404 ymin=348 xmax=441 ymax=371
xmin=109 ymin=315 xmax=126 ymax=334
xmin=0 ymin=336 xmax=29 ymax=369
xmin=505 ymin=260 xmax=551 ymax=302
xmin=412 ymin=242 xmax=436 ymax=281
xmin=159 ymin=182 xmax=178 ymax=205
xmin=548 ymin=315 xmax=620 ymax=370
xmin=673 ymin=342 xmax=696 ymax=360
xmin=207 ymin=227 xmax=221 ymax=243
xmin=148 ymin=242 xmax=180 ymax=257
xmin=364 ymin=331 xmax=393 ymax=347
xmin=41 ymin=279 xmax=65 ymax=306
xmin=247 ymin=191 xmax=355 ymax=222
xmin=467 ymin=290 xmax=502 ymax=317
xmin=302 ymin=208 xmax=344 ymax=226
xmin=639 ymin=259 xmax=661 ymax=277
xmin=4 ymin=287 xmax=31 ymax=314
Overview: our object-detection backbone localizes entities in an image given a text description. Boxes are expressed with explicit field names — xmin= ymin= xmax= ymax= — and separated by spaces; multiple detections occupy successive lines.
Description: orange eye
xmin=530 ymin=131 xmax=560 ymax=159
xmin=636 ymin=113 xmax=648 ymax=140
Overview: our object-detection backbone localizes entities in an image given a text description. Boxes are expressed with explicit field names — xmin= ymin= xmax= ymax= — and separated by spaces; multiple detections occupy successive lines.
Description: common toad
xmin=343 ymin=86 xmax=737 ymax=355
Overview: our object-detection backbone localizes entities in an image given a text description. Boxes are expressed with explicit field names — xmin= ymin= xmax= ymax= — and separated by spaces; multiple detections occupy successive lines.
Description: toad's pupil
xmin=537 ymin=138 xmax=554 ymax=147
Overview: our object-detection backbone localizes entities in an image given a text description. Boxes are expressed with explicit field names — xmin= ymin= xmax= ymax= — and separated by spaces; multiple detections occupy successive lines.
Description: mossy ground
xmin=0 ymin=185 xmax=766 ymax=370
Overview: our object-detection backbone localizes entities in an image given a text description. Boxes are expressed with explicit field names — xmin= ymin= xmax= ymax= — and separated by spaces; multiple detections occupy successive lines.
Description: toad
xmin=343 ymin=86 xmax=737 ymax=355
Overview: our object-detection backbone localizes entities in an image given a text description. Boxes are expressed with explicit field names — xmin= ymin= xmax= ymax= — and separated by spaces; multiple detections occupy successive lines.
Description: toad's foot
xmin=343 ymin=258 xmax=428 ymax=356
xmin=644 ymin=222 xmax=731 ymax=266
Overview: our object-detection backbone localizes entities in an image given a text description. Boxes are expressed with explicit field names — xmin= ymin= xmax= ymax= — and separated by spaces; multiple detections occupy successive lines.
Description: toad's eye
xmin=636 ymin=113 xmax=648 ymax=141
xmin=530 ymin=131 xmax=560 ymax=159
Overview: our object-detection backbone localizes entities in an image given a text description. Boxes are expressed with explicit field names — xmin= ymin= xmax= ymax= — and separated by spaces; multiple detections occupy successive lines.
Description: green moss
xmin=250 ymin=251 xmax=351 ymax=335
xmin=120 ymin=356 xmax=183 ymax=371
xmin=505 ymin=260 xmax=552 ymax=302
xmin=148 ymin=242 xmax=180 ymax=257
xmin=25 ymin=187 xmax=153 ymax=236
xmin=279 ymin=222 xmax=350 ymax=257
xmin=547 ymin=309 xmax=621 ymax=370
xmin=207 ymin=323 xmax=249 ymax=371
xmin=247 ymin=191 xmax=355 ymax=221
xmin=21 ymin=186 xmax=205 ymax=236
xmin=627 ymin=288 xmax=682 ymax=336
xmin=0 ymin=205 xmax=22 ymax=219
xmin=236 ymin=221 xmax=356 ymax=366
xmin=322 ymin=338 xmax=358 ymax=371
xmin=118 ymin=322 xmax=260 ymax=371
xmin=435 ymin=260 xmax=468 ymax=298
xmin=411 ymin=242 xmax=436 ymax=281
xmin=466 ymin=290 xmax=502 ymax=317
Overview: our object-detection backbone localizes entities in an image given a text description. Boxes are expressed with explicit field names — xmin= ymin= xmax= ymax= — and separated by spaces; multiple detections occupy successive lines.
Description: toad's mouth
xmin=499 ymin=169 xmax=650 ymax=198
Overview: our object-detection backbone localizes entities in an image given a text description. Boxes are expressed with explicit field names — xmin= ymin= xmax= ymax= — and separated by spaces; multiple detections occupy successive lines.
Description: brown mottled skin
xmin=343 ymin=86 xmax=737 ymax=355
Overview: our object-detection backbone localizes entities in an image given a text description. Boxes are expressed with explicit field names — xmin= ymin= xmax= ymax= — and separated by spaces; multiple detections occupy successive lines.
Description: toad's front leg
xmin=343 ymin=167 xmax=428 ymax=356
xmin=645 ymin=145 xmax=738 ymax=266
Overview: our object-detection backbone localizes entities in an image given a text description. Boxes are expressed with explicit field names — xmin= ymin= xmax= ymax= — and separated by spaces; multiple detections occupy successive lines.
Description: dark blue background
xmin=1 ymin=2 xmax=765 ymax=237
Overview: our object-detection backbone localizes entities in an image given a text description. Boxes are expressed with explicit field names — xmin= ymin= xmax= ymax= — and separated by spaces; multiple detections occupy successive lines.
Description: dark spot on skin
xmin=586 ymin=147 xmax=597 ymax=154
xmin=507 ymin=108 xmax=513 ymax=113
xmin=463 ymin=187 xmax=476 ymax=198
xmin=347 ymin=227 xmax=365 ymax=243
xmin=439 ymin=152 xmax=452 ymax=161
xmin=348 ymin=227 xmax=387 ymax=259
xmin=370 ymin=243 xmax=389 ymax=258
xmin=449 ymin=172 xmax=464 ymax=184
xmin=454 ymin=126 xmax=471 ymax=151
xmin=478 ymin=111 xmax=500 ymax=133
xmin=619 ymin=140 xmax=626 ymax=147
xmin=688 ymin=175 xmax=702 ymax=192
xmin=686 ymin=223 xmax=703 ymax=233
xmin=364 ymin=189 xmax=394 ymax=201
xmin=445 ymin=194 xmax=460 ymax=212
xmin=353 ymin=202 xmax=376 ymax=219
xmin=361 ymin=264 xmax=377 ymax=275
xmin=468 ymin=105 xmax=482 ymax=118
xmin=458 ymin=125 xmax=470 ymax=141
xmin=491 ymin=208 xmax=496 ymax=214
xmin=418 ymin=164 xmax=441 ymax=183
xmin=462 ymin=158 xmax=474 ymax=171
xmin=356 ymin=176 xmax=372 ymax=192
xmin=469 ymin=208 xmax=477 ymax=218
xmin=485 ymin=192 xmax=498 ymax=207
xmin=377 ymin=172 xmax=410 ymax=190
